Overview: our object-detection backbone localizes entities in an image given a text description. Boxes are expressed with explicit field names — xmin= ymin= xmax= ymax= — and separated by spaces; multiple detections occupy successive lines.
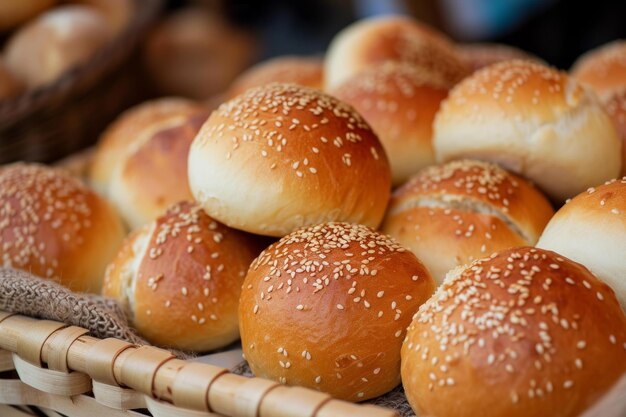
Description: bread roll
xmin=0 ymin=0 xmax=55 ymax=31
xmin=603 ymin=91 xmax=626 ymax=176
xmin=433 ymin=60 xmax=622 ymax=201
xmin=324 ymin=15 xmax=468 ymax=90
xmin=402 ymin=246 xmax=626 ymax=417
xmin=228 ymin=55 xmax=324 ymax=98
xmin=459 ymin=43 xmax=541 ymax=72
xmin=382 ymin=160 xmax=554 ymax=283
xmin=571 ymin=40 xmax=626 ymax=100
xmin=188 ymin=83 xmax=391 ymax=237
xmin=144 ymin=7 xmax=256 ymax=99
xmin=240 ymin=222 xmax=436 ymax=401
xmin=89 ymin=98 xmax=210 ymax=230
xmin=103 ymin=202 xmax=259 ymax=351
xmin=0 ymin=60 xmax=23 ymax=100
xmin=0 ymin=163 xmax=125 ymax=293
xmin=537 ymin=178 xmax=626 ymax=312
xmin=332 ymin=61 xmax=452 ymax=185
xmin=4 ymin=5 xmax=112 ymax=89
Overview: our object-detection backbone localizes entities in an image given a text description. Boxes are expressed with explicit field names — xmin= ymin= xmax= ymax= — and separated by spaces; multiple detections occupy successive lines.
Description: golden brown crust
xmin=228 ymin=56 xmax=324 ymax=98
xmin=434 ymin=60 xmax=622 ymax=201
xmin=0 ymin=60 xmax=23 ymax=100
xmin=603 ymin=91 xmax=626 ymax=176
xmin=325 ymin=16 xmax=469 ymax=90
xmin=103 ymin=202 xmax=259 ymax=351
xmin=571 ymin=40 xmax=626 ymax=99
xmin=4 ymin=5 xmax=112 ymax=88
xmin=459 ymin=43 xmax=541 ymax=72
xmin=402 ymin=247 xmax=626 ymax=417
xmin=382 ymin=160 xmax=553 ymax=283
xmin=188 ymin=83 xmax=392 ymax=237
xmin=0 ymin=163 xmax=125 ymax=293
xmin=239 ymin=222 xmax=436 ymax=401
xmin=332 ymin=62 xmax=451 ymax=185
xmin=89 ymin=97 xmax=207 ymax=194
xmin=537 ymin=178 xmax=626 ymax=312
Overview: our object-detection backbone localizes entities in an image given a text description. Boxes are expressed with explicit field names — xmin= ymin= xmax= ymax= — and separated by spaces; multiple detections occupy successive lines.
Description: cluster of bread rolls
xmin=1 ymin=11 xmax=625 ymax=417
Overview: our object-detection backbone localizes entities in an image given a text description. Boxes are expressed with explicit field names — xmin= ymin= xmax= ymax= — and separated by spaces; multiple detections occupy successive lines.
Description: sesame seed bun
xmin=102 ymin=202 xmax=260 ymax=351
xmin=433 ymin=60 xmax=622 ymax=201
xmin=459 ymin=43 xmax=542 ymax=72
xmin=537 ymin=178 xmax=626 ymax=312
xmin=188 ymin=83 xmax=392 ymax=237
xmin=228 ymin=55 xmax=324 ymax=98
xmin=382 ymin=160 xmax=554 ymax=283
xmin=239 ymin=222 xmax=436 ymax=401
xmin=402 ymin=246 xmax=626 ymax=417
xmin=603 ymin=91 xmax=626 ymax=176
xmin=324 ymin=15 xmax=469 ymax=91
xmin=332 ymin=61 xmax=453 ymax=185
xmin=571 ymin=40 xmax=626 ymax=100
xmin=89 ymin=98 xmax=210 ymax=230
xmin=0 ymin=163 xmax=125 ymax=293
xmin=4 ymin=5 xmax=112 ymax=88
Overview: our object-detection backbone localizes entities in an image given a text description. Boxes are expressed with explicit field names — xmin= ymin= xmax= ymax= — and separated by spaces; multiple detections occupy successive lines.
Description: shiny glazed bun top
xmin=402 ymin=247 xmax=626 ymax=417
xmin=188 ymin=83 xmax=391 ymax=237
xmin=240 ymin=222 xmax=436 ymax=401
xmin=0 ymin=163 xmax=125 ymax=292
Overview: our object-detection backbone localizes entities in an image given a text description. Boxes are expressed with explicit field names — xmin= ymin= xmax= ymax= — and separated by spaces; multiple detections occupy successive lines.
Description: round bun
xmin=537 ymin=178 xmax=626 ymax=312
xmin=332 ymin=61 xmax=452 ymax=185
xmin=571 ymin=40 xmax=626 ymax=99
xmin=433 ymin=60 xmax=622 ymax=201
xmin=4 ymin=5 xmax=112 ymax=88
xmin=402 ymin=246 xmax=626 ymax=417
xmin=603 ymin=91 xmax=626 ymax=176
xmin=188 ymin=83 xmax=391 ymax=237
xmin=459 ymin=43 xmax=541 ymax=72
xmin=89 ymin=98 xmax=210 ymax=230
xmin=103 ymin=202 xmax=260 ymax=351
xmin=144 ymin=7 xmax=255 ymax=99
xmin=0 ymin=163 xmax=125 ymax=293
xmin=382 ymin=160 xmax=554 ymax=283
xmin=228 ymin=55 xmax=324 ymax=98
xmin=239 ymin=222 xmax=436 ymax=401
xmin=324 ymin=15 xmax=468 ymax=90
xmin=0 ymin=0 xmax=55 ymax=31
xmin=0 ymin=60 xmax=23 ymax=100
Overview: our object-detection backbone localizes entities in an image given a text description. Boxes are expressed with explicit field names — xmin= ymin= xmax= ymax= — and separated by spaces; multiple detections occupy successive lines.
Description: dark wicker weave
xmin=0 ymin=0 xmax=163 ymax=164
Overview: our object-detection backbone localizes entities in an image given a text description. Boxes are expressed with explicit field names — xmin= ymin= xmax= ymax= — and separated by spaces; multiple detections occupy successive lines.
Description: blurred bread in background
xmin=571 ymin=40 xmax=626 ymax=100
xmin=604 ymin=91 xmax=626 ymax=176
xmin=3 ymin=5 xmax=113 ymax=89
xmin=144 ymin=6 xmax=257 ymax=99
xmin=325 ymin=15 xmax=468 ymax=90
xmin=74 ymin=0 xmax=133 ymax=33
xmin=459 ymin=42 xmax=541 ymax=72
xmin=0 ymin=0 xmax=56 ymax=31
xmin=228 ymin=55 xmax=323 ymax=98
xmin=89 ymin=97 xmax=210 ymax=230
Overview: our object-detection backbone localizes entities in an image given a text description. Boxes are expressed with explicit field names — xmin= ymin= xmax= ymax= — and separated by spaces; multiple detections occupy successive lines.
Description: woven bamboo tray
xmin=0 ymin=310 xmax=397 ymax=417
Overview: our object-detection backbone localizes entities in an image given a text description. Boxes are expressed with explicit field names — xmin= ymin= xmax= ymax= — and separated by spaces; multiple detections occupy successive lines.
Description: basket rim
xmin=0 ymin=0 xmax=164 ymax=127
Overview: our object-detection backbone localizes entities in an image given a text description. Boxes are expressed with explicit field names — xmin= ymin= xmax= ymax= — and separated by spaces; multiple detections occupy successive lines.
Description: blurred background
xmin=1 ymin=0 xmax=625 ymax=162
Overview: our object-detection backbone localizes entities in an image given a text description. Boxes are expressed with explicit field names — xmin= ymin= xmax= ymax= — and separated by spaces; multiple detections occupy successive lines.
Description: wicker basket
xmin=0 ymin=0 xmax=163 ymax=164
xmin=0 ymin=310 xmax=398 ymax=417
